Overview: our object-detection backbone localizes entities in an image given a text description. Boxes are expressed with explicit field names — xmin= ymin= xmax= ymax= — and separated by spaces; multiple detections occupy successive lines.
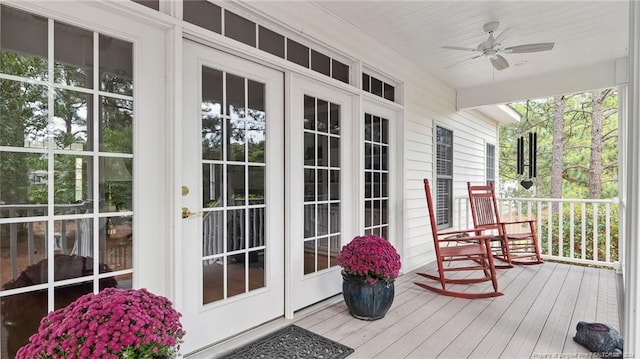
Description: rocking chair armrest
xmin=440 ymin=234 xmax=495 ymax=244
xmin=499 ymin=219 xmax=536 ymax=226
xmin=437 ymin=228 xmax=495 ymax=243
xmin=437 ymin=228 xmax=486 ymax=237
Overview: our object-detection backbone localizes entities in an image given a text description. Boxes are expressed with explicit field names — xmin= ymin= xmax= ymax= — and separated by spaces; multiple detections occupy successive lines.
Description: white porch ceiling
xmin=314 ymin=0 xmax=629 ymax=108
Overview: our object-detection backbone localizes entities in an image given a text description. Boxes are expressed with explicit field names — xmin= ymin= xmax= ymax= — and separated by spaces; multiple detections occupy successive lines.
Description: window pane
xmin=202 ymin=163 xmax=223 ymax=207
xmin=0 ymin=5 xmax=48 ymax=80
xmin=225 ymin=11 xmax=256 ymax=47
xmin=304 ymin=168 xmax=315 ymax=202
xmin=99 ymin=96 xmax=133 ymax=153
xmin=102 ymin=215 xmax=133 ymax=271
xmin=362 ymin=73 xmax=370 ymax=92
xmin=311 ymin=50 xmax=330 ymax=76
xmin=55 ymin=22 xmax=93 ymax=89
xmin=228 ymin=118 xmax=245 ymax=162
xmin=332 ymin=59 xmax=349 ymax=84
xmin=287 ymin=39 xmax=309 ymax=68
xmin=53 ymin=154 xmax=93 ymax=212
xmin=227 ymin=74 xmax=245 ymax=121
xmin=202 ymin=67 xmax=223 ymax=161
xmin=99 ymin=35 xmax=133 ymax=96
xmin=258 ymin=26 xmax=284 ymax=58
xmin=0 ymin=221 xmax=47 ymax=289
xmin=330 ymin=103 xmax=340 ymax=135
xmin=0 ymin=152 xmax=48 ymax=213
xmin=384 ymin=83 xmax=395 ymax=102
xmin=248 ymin=166 xmax=264 ymax=205
xmin=203 ymin=260 xmax=224 ymax=304
xmin=100 ymin=157 xmax=132 ymax=213
xmin=53 ymin=89 xmax=93 ymax=151
xmin=184 ymin=0 xmax=222 ymax=34
xmin=371 ymin=77 xmax=383 ymax=97
xmin=0 ymin=79 xmax=48 ymax=148
xmin=227 ymin=165 xmax=246 ymax=206
xmin=132 ymin=0 xmax=159 ymax=10
xmin=248 ymin=249 xmax=265 ymax=290
xmin=317 ymin=100 xmax=328 ymax=133
xmin=304 ymin=95 xmax=315 ymax=131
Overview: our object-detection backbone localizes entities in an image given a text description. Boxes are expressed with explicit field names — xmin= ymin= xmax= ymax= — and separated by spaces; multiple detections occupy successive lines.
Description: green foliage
xmin=539 ymin=204 xmax=618 ymax=262
xmin=499 ymin=91 xmax=618 ymax=199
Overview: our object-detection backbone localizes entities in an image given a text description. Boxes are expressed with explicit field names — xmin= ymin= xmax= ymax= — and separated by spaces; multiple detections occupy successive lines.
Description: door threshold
xmin=184 ymin=294 xmax=344 ymax=359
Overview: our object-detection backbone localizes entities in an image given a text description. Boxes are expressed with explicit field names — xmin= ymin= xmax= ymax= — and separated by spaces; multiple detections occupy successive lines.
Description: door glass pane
xmin=0 ymin=8 xmax=134 ymax=358
xmin=54 ymin=22 xmax=93 ymax=88
xmin=363 ymin=113 xmax=390 ymax=236
xmin=0 ymin=5 xmax=48 ymax=80
xmin=53 ymin=89 xmax=93 ymax=151
xmin=201 ymin=66 xmax=268 ymax=305
xmin=202 ymin=67 xmax=223 ymax=161
xmin=99 ymin=35 xmax=133 ymax=96
xmin=99 ymin=96 xmax=133 ymax=153
xmin=302 ymin=95 xmax=340 ymax=275
xmin=0 ymin=79 xmax=48 ymax=148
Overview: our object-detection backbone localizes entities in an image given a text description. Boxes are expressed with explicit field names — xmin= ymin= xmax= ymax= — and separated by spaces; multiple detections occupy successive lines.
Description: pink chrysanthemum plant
xmin=337 ymin=234 xmax=401 ymax=285
xmin=16 ymin=287 xmax=186 ymax=359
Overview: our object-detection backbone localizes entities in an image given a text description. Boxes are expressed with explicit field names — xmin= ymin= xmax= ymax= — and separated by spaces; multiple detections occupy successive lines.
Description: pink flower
xmin=15 ymin=288 xmax=186 ymax=359
xmin=337 ymin=234 xmax=402 ymax=284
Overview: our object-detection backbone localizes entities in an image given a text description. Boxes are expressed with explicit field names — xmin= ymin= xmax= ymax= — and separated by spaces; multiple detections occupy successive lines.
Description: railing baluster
xmin=569 ymin=203 xmax=575 ymax=259
xmin=547 ymin=201 xmax=553 ymax=256
xmin=605 ymin=202 xmax=611 ymax=263
xmin=537 ymin=201 xmax=543 ymax=254
xmin=593 ymin=203 xmax=598 ymax=262
xmin=558 ymin=202 xmax=564 ymax=258
xmin=581 ymin=202 xmax=586 ymax=260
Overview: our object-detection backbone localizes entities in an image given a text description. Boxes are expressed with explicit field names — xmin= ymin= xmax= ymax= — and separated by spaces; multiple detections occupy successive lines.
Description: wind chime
xmin=516 ymin=102 xmax=537 ymax=189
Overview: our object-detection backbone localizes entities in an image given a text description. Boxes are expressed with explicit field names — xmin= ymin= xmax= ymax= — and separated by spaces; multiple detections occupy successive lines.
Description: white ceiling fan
xmin=443 ymin=21 xmax=555 ymax=71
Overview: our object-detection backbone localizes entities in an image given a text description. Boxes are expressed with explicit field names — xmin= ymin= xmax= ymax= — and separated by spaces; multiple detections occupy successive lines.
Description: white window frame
xmin=434 ymin=125 xmax=453 ymax=230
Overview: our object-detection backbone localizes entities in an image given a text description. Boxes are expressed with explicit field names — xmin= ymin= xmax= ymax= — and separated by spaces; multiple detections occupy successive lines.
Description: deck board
xmin=292 ymin=261 xmax=621 ymax=359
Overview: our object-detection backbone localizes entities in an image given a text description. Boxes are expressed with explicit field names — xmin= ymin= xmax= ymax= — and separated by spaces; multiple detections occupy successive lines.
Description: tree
xmin=588 ymin=89 xmax=615 ymax=199
xmin=550 ymin=95 xmax=566 ymax=199
xmin=500 ymin=89 xmax=618 ymax=199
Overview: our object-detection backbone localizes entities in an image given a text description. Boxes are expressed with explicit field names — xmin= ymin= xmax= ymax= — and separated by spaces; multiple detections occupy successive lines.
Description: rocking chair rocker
xmin=467 ymin=181 xmax=543 ymax=266
xmin=414 ymin=179 xmax=503 ymax=299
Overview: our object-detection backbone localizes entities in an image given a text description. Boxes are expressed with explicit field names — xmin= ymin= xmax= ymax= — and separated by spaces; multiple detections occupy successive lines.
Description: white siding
xmin=244 ymin=1 xmax=501 ymax=273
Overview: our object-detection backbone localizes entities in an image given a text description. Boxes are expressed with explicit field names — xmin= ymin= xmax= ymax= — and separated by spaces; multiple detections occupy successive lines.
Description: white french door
xmin=287 ymin=74 xmax=357 ymax=313
xmin=181 ymin=40 xmax=284 ymax=353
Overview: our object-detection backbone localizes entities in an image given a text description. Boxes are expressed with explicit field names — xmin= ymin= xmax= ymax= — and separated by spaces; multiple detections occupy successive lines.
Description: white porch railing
xmin=455 ymin=196 xmax=621 ymax=270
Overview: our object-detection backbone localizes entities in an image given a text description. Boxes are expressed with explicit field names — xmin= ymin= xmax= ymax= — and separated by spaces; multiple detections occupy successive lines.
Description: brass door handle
xmin=182 ymin=207 xmax=200 ymax=219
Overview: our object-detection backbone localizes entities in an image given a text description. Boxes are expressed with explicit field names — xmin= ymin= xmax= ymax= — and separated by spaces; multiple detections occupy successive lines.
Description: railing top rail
xmin=455 ymin=196 xmax=619 ymax=205
xmin=496 ymin=197 xmax=619 ymax=204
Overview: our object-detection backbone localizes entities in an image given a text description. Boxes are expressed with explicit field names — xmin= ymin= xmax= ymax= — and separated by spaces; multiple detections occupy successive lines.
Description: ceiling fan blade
xmin=442 ymin=45 xmax=481 ymax=52
xmin=493 ymin=27 xmax=512 ymax=45
xmin=490 ymin=55 xmax=509 ymax=71
xmin=503 ymin=42 xmax=555 ymax=53
xmin=445 ymin=54 xmax=484 ymax=69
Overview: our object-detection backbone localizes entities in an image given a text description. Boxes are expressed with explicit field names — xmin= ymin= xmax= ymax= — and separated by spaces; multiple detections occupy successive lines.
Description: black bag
xmin=573 ymin=321 xmax=623 ymax=357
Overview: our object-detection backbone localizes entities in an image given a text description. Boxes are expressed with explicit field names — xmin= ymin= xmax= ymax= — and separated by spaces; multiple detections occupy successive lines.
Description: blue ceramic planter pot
xmin=342 ymin=271 xmax=395 ymax=320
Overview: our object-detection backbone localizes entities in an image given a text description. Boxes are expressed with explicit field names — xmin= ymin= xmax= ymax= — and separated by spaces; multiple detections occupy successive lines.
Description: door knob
xmin=182 ymin=207 xmax=199 ymax=219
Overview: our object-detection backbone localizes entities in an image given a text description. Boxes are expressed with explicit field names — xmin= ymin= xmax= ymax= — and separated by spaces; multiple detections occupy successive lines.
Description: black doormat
xmin=217 ymin=325 xmax=354 ymax=359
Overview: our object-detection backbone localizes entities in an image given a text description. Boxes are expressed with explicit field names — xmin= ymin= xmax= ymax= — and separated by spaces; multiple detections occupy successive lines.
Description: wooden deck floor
xmin=294 ymin=261 xmax=621 ymax=359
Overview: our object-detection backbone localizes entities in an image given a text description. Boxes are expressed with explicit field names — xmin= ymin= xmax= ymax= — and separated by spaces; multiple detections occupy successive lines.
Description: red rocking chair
xmin=414 ymin=179 xmax=503 ymax=299
xmin=467 ymin=181 xmax=543 ymax=266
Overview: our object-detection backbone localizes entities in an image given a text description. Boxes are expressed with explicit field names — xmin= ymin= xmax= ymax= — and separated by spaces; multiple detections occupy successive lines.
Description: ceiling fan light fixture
xmin=442 ymin=21 xmax=555 ymax=72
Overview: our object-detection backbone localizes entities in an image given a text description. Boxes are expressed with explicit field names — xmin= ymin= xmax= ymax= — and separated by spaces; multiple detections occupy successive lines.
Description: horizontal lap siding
xmin=247 ymin=1 xmax=501 ymax=273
